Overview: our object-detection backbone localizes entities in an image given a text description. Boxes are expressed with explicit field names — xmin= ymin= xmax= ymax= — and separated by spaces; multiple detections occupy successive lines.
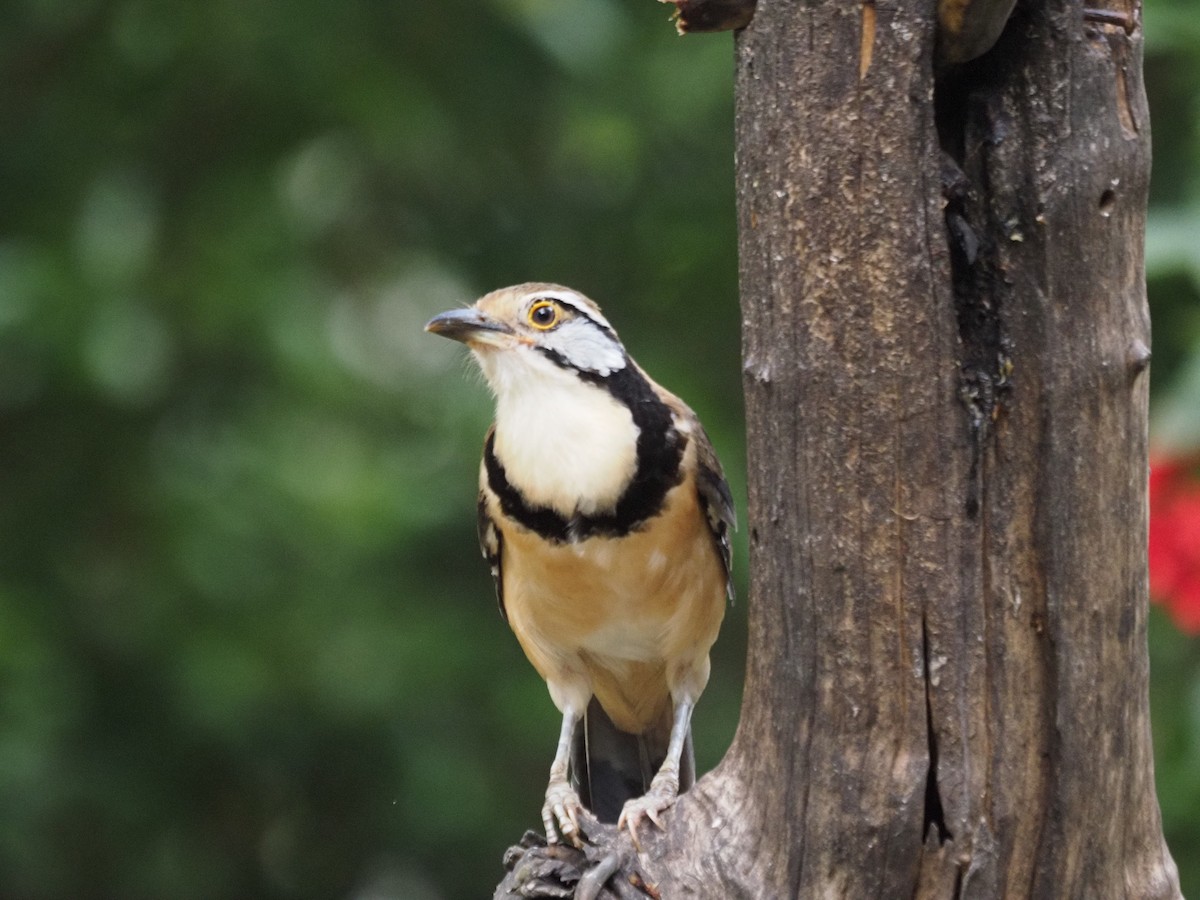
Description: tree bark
xmin=495 ymin=1 xmax=1182 ymax=896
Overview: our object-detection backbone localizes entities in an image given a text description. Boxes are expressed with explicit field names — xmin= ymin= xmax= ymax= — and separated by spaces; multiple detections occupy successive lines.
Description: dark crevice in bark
xmin=934 ymin=57 xmax=1013 ymax=519
xmin=921 ymin=616 xmax=951 ymax=845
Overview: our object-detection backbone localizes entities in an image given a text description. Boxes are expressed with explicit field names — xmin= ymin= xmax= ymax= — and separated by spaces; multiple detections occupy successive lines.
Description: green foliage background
xmin=1 ymin=1 xmax=1196 ymax=897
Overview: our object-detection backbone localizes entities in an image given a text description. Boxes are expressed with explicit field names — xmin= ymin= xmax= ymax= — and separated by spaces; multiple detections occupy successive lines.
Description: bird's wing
xmin=693 ymin=421 xmax=737 ymax=602
xmin=477 ymin=428 xmax=506 ymax=620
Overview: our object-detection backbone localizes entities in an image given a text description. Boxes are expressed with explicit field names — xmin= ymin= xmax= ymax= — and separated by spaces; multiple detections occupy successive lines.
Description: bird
xmin=425 ymin=283 xmax=734 ymax=848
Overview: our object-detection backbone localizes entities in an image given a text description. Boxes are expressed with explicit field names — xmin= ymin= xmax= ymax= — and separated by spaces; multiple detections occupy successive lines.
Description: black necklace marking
xmin=484 ymin=360 xmax=686 ymax=543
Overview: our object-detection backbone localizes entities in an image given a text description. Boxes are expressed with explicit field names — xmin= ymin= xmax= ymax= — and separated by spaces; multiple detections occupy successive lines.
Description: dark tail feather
xmin=572 ymin=698 xmax=695 ymax=823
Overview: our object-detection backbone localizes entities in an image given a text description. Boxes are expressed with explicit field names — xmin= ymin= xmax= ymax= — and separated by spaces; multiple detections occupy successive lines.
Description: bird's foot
xmin=542 ymin=778 xmax=586 ymax=848
xmin=618 ymin=774 xmax=679 ymax=850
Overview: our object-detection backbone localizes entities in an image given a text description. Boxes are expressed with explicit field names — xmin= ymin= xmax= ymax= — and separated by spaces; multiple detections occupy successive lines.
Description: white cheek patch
xmin=540 ymin=318 xmax=626 ymax=376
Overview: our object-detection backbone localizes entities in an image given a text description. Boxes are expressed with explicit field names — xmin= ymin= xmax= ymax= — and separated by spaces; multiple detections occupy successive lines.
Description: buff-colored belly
xmin=498 ymin=484 xmax=726 ymax=734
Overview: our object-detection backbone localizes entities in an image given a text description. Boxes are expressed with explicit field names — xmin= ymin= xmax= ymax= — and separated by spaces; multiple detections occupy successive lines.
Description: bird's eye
xmin=528 ymin=301 xmax=559 ymax=330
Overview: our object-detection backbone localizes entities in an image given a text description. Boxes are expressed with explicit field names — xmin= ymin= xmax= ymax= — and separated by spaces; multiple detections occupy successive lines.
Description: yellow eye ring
xmin=527 ymin=300 xmax=560 ymax=330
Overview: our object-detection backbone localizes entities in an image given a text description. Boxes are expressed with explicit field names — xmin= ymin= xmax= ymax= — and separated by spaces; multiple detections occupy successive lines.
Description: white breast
xmin=477 ymin=344 xmax=639 ymax=515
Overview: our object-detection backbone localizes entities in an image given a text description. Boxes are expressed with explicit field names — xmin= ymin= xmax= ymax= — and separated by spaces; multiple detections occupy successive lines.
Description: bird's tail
xmin=572 ymin=697 xmax=695 ymax=823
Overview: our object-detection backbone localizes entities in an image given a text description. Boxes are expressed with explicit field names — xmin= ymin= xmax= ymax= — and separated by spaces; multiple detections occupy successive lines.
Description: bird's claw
xmin=617 ymin=782 xmax=678 ymax=850
xmin=542 ymin=780 xmax=585 ymax=848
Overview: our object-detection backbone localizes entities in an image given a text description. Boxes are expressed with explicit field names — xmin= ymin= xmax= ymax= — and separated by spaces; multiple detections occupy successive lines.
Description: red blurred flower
xmin=1149 ymin=454 xmax=1200 ymax=635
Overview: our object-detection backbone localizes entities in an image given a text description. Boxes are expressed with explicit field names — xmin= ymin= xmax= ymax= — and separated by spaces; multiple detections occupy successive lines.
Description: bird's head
xmin=424 ymin=283 xmax=629 ymax=394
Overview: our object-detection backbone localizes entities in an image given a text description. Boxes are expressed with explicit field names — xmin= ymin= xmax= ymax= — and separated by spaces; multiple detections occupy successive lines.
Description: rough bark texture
xmin=495 ymin=1 xmax=1181 ymax=896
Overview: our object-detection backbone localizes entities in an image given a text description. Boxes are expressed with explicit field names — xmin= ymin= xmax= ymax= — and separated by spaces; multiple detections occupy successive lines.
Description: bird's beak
xmin=424 ymin=307 xmax=514 ymax=346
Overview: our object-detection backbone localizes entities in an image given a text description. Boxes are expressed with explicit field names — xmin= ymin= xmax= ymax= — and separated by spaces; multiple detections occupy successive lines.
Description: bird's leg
xmin=542 ymin=704 xmax=585 ymax=847
xmin=618 ymin=698 xmax=694 ymax=848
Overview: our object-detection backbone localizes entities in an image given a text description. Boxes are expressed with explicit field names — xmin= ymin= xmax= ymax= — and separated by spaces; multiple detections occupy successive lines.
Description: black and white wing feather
xmin=693 ymin=423 xmax=737 ymax=601
xmin=477 ymin=429 xmax=506 ymax=620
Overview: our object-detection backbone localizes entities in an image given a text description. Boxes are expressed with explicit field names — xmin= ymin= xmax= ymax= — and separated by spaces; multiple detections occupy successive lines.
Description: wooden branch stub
xmin=661 ymin=0 xmax=755 ymax=34
xmin=936 ymin=0 xmax=1018 ymax=64
xmin=493 ymin=827 xmax=655 ymax=900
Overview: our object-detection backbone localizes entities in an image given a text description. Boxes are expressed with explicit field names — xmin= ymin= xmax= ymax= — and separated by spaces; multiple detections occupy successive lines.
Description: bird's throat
xmin=493 ymin=376 xmax=640 ymax=518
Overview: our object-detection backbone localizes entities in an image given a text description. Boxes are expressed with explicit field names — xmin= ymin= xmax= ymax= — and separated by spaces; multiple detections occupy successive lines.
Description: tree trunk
xmin=495 ymin=1 xmax=1182 ymax=896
